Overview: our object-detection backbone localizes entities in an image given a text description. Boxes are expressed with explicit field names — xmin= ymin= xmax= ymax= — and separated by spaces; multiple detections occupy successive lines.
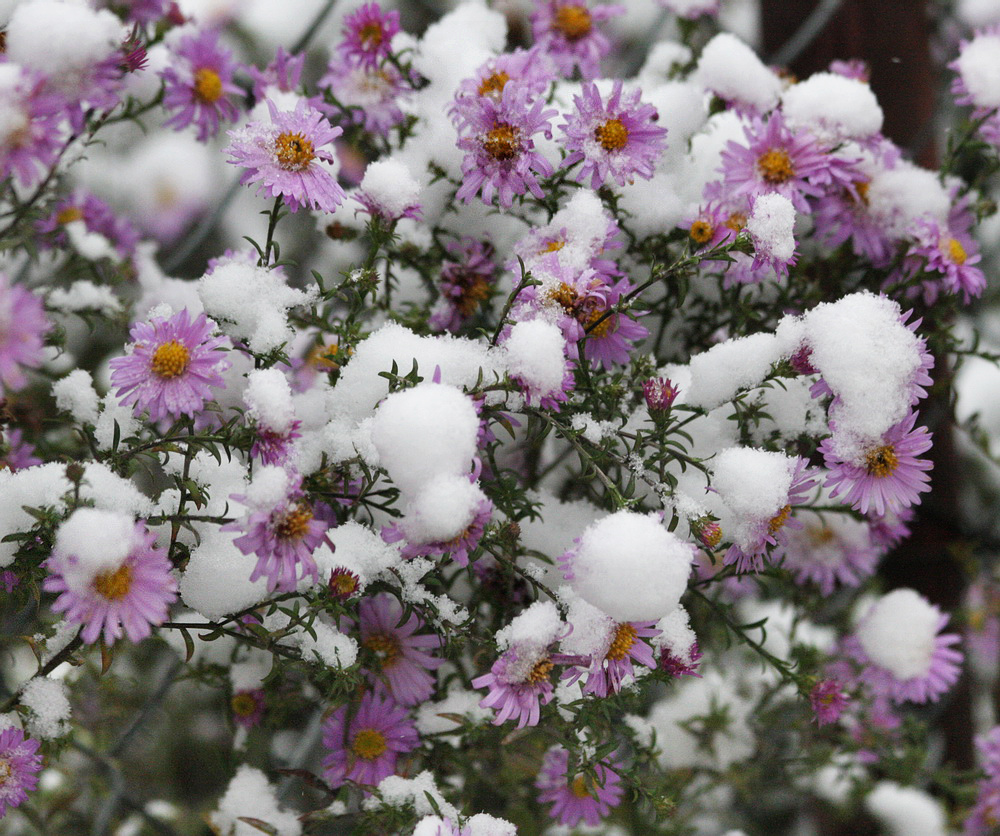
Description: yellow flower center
xmin=548 ymin=282 xmax=579 ymax=313
xmin=606 ymin=622 xmax=637 ymax=661
xmin=329 ymin=569 xmax=359 ymax=597
xmin=56 ymin=206 xmax=84 ymax=225
xmin=455 ymin=275 xmax=492 ymax=317
xmin=852 ymin=179 xmax=871 ymax=206
xmin=594 ymin=118 xmax=629 ymax=152
xmin=150 ymin=339 xmax=190 ymax=379
xmin=526 ymin=658 xmax=554 ymax=684
xmin=542 ymin=239 xmax=565 ymax=253
xmin=0 ymin=759 xmax=11 ymax=784
xmin=352 ymin=728 xmax=387 ymax=760
xmin=92 ymin=564 xmax=133 ymax=601
xmin=570 ymin=774 xmax=592 ymax=798
xmin=757 ymin=148 xmax=795 ymax=185
xmin=478 ymin=71 xmax=510 ymax=98
xmin=864 ymin=445 xmax=899 ymax=478
xmin=689 ymin=219 xmax=714 ymax=244
xmin=359 ymin=22 xmax=384 ymax=49
xmin=364 ymin=632 xmax=401 ymax=667
xmin=724 ymin=212 xmax=746 ymax=232
xmin=483 ymin=123 xmax=519 ymax=161
xmin=945 ymin=237 xmax=967 ymax=265
xmin=275 ymin=505 xmax=314 ymax=540
xmin=584 ymin=306 xmax=614 ymax=338
xmin=193 ymin=67 xmax=223 ymax=103
xmin=308 ymin=341 xmax=346 ymax=371
xmin=808 ymin=525 xmax=835 ymax=546
xmin=231 ymin=692 xmax=259 ymax=717
xmin=553 ymin=4 xmax=592 ymax=40
xmin=767 ymin=504 xmax=792 ymax=535
xmin=701 ymin=524 xmax=722 ymax=548
xmin=275 ymin=131 xmax=315 ymax=171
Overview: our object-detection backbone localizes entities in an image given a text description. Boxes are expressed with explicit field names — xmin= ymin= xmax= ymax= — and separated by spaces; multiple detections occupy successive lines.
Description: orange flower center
xmin=0 ymin=759 xmax=11 ymax=784
xmin=150 ymin=339 xmax=190 ymax=379
xmin=548 ymin=282 xmax=578 ymax=313
xmin=724 ymin=212 xmax=746 ymax=232
xmin=329 ymin=568 xmax=359 ymax=597
xmin=689 ymin=219 xmax=714 ymax=244
xmin=594 ymin=118 xmax=629 ymax=152
xmin=527 ymin=658 xmax=554 ymax=684
xmin=553 ymin=4 xmax=592 ymax=40
xmin=478 ymin=70 xmax=510 ymax=98
xmin=275 ymin=131 xmax=315 ymax=171
xmin=864 ymin=445 xmax=898 ymax=478
xmin=275 ymin=505 xmax=314 ymax=540
xmin=359 ymin=22 xmax=384 ymax=49
xmin=56 ymin=206 xmax=84 ymax=225
xmin=92 ymin=564 xmax=133 ymax=601
xmin=542 ymin=239 xmax=565 ymax=253
xmin=352 ymin=728 xmax=387 ymax=760
xmin=483 ymin=123 xmax=519 ymax=161
xmin=584 ymin=306 xmax=614 ymax=338
xmin=193 ymin=67 xmax=223 ymax=103
xmin=364 ymin=632 xmax=401 ymax=667
xmin=455 ymin=275 xmax=492 ymax=317
xmin=767 ymin=504 xmax=792 ymax=535
xmin=231 ymin=692 xmax=259 ymax=717
xmin=945 ymin=237 xmax=967 ymax=265
xmin=757 ymin=148 xmax=795 ymax=184
xmin=808 ymin=525 xmax=835 ymax=546
xmin=606 ymin=622 xmax=637 ymax=661
xmin=570 ymin=774 xmax=592 ymax=798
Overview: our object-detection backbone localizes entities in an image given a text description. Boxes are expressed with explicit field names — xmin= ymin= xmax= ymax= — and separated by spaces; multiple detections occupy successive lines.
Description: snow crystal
xmin=503 ymin=318 xmax=568 ymax=400
xmin=856 ymin=588 xmax=941 ymax=680
xmin=685 ymin=332 xmax=790 ymax=410
xmin=570 ymin=511 xmax=692 ymax=621
xmin=53 ymin=507 xmax=136 ymax=587
xmin=288 ymin=618 xmax=358 ymax=669
xmin=244 ymin=368 xmax=296 ymax=433
xmin=466 ymin=814 xmax=518 ymax=836
xmin=558 ymin=591 xmax=615 ymax=658
xmin=229 ymin=650 xmax=271 ymax=692
xmin=210 ymin=765 xmax=302 ymax=836
xmin=52 ymin=369 xmax=100 ymax=424
xmin=370 ymin=382 xmax=481 ymax=496
xmin=402 ymin=474 xmax=487 ymax=543
xmin=179 ymin=531 xmax=269 ymax=619
xmin=48 ymin=280 xmax=122 ymax=315
xmin=359 ymin=158 xmax=422 ymax=217
xmin=198 ymin=260 xmax=317 ymax=354
xmin=694 ymin=33 xmax=782 ymax=113
xmin=415 ymin=689 xmax=491 ymax=737
xmin=21 ymin=677 xmax=71 ymax=739
xmin=866 ymin=164 xmax=951 ymax=239
xmin=955 ymin=33 xmax=1000 ymax=110
xmin=94 ymin=392 xmax=141 ymax=451
xmin=747 ymin=193 xmax=796 ymax=261
xmin=318 ymin=521 xmax=403 ymax=586
xmin=495 ymin=600 xmax=563 ymax=653
xmin=711 ymin=447 xmax=795 ymax=550
xmin=366 ymin=771 xmax=459 ymax=822
xmin=865 ymin=782 xmax=947 ymax=836
xmin=242 ymin=465 xmax=292 ymax=512
xmin=653 ymin=605 xmax=697 ymax=659
xmin=781 ymin=72 xmax=883 ymax=143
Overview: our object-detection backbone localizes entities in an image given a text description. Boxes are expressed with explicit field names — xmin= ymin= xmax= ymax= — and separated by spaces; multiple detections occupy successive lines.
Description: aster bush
xmin=5 ymin=2 xmax=1000 ymax=836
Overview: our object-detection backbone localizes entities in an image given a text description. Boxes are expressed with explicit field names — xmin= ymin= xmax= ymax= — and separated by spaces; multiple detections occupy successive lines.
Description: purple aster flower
xmin=455 ymin=84 xmax=557 ymax=210
xmin=37 ymin=190 xmax=140 ymax=260
xmin=535 ymin=745 xmax=624 ymax=828
xmin=0 ymin=275 xmax=49 ymax=397
xmin=643 ymin=377 xmax=678 ymax=414
xmin=381 ymin=490 xmax=493 ymax=567
xmin=251 ymin=419 xmax=302 ymax=467
xmin=227 ymin=479 xmax=327 ymax=593
xmin=848 ymin=589 xmax=963 ymax=705
xmin=328 ymin=566 xmax=361 ymax=600
xmin=531 ymin=0 xmax=624 ymax=80
xmin=0 ymin=64 xmax=66 ymax=190
xmin=339 ymin=2 xmax=400 ymax=69
xmin=248 ymin=47 xmax=306 ymax=101
xmin=472 ymin=645 xmax=556 ymax=729
xmin=318 ymin=57 xmax=409 ymax=135
xmin=359 ymin=593 xmax=443 ymax=706
xmin=109 ymin=308 xmax=230 ymax=424
xmin=322 ymin=690 xmax=419 ymax=789
xmin=451 ymin=48 xmax=554 ymax=130
xmin=780 ymin=509 xmax=882 ymax=596
xmin=43 ymin=518 xmax=178 ymax=645
xmin=722 ymin=457 xmax=817 ymax=574
xmin=429 ymin=238 xmax=497 ymax=332
xmin=660 ymin=640 xmax=702 ymax=677
xmin=965 ymin=727 xmax=1000 ymax=835
xmin=812 ymin=175 xmax=896 ymax=267
xmin=900 ymin=213 xmax=985 ymax=305
xmin=0 ymin=428 xmax=41 ymax=471
xmin=810 ymin=678 xmax=848 ymax=726
xmin=161 ymin=28 xmax=242 ymax=142
xmin=114 ymin=0 xmax=171 ymax=25
xmin=0 ymin=727 xmax=42 ymax=817
xmin=563 ymin=620 xmax=660 ymax=697
xmin=821 ymin=410 xmax=933 ymax=517
xmin=559 ymin=80 xmax=667 ymax=190
xmin=830 ymin=58 xmax=870 ymax=81
xmin=227 ymin=99 xmax=346 ymax=213
xmin=231 ymin=688 xmax=266 ymax=728
xmin=719 ymin=111 xmax=854 ymax=213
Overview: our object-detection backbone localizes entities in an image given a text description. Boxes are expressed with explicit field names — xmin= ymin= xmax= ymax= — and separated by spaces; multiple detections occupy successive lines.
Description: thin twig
xmin=767 ymin=0 xmax=845 ymax=67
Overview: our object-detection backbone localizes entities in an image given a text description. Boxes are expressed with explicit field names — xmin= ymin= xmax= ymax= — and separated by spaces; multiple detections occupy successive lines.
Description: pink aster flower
xmin=227 ymin=99 xmax=346 ymax=213
xmin=451 ymin=48 xmax=554 ymax=130
xmin=535 ymin=745 xmax=624 ymax=828
xmin=0 ymin=64 xmax=66 ymax=190
xmin=660 ymin=640 xmax=702 ymax=677
xmin=231 ymin=689 xmax=266 ymax=728
xmin=339 ymin=2 xmax=400 ymax=69
xmin=719 ymin=111 xmax=854 ymax=213
xmin=722 ymin=457 xmax=817 ymax=574
xmin=780 ymin=509 xmax=882 ymax=596
xmin=0 ymin=275 xmax=50 ymax=397
xmin=1 ymin=428 xmax=42 ymax=471
xmin=43 ymin=516 xmax=178 ymax=646
xmin=965 ymin=727 xmax=1000 ymax=835
xmin=318 ymin=57 xmax=409 ymax=135
xmin=821 ymin=410 xmax=933 ymax=517
xmin=321 ymin=690 xmax=419 ymax=789
xmin=900 ymin=213 xmax=985 ymax=305
xmin=359 ymin=594 xmax=443 ymax=706
xmin=37 ymin=190 xmax=140 ymax=260
xmin=430 ymin=238 xmax=497 ymax=332
xmin=109 ymin=308 xmax=231 ymax=424
xmin=161 ymin=28 xmax=242 ymax=142
xmin=227 ymin=478 xmax=327 ymax=593
xmin=559 ymin=80 xmax=667 ymax=189
xmin=249 ymin=47 xmax=306 ymax=101
xmin=455 ymin=84 xmax=557 ymax=209
xmin=563 ymin=620 xmax=660 ymax=697
xmin=473 ymin=644 xmax=557 ymax=729
xmin=251 ymin=419 xmax=302 ymax=467
xmin=0 ymin=727 xmax=42 ymax=817
xmin=643 ymin=377 xmax=678 ymax=414
xmin=531 ymin=0 xmax=624 ymax=80
xmin=810 ymin=678 xmax=848 ymax=726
